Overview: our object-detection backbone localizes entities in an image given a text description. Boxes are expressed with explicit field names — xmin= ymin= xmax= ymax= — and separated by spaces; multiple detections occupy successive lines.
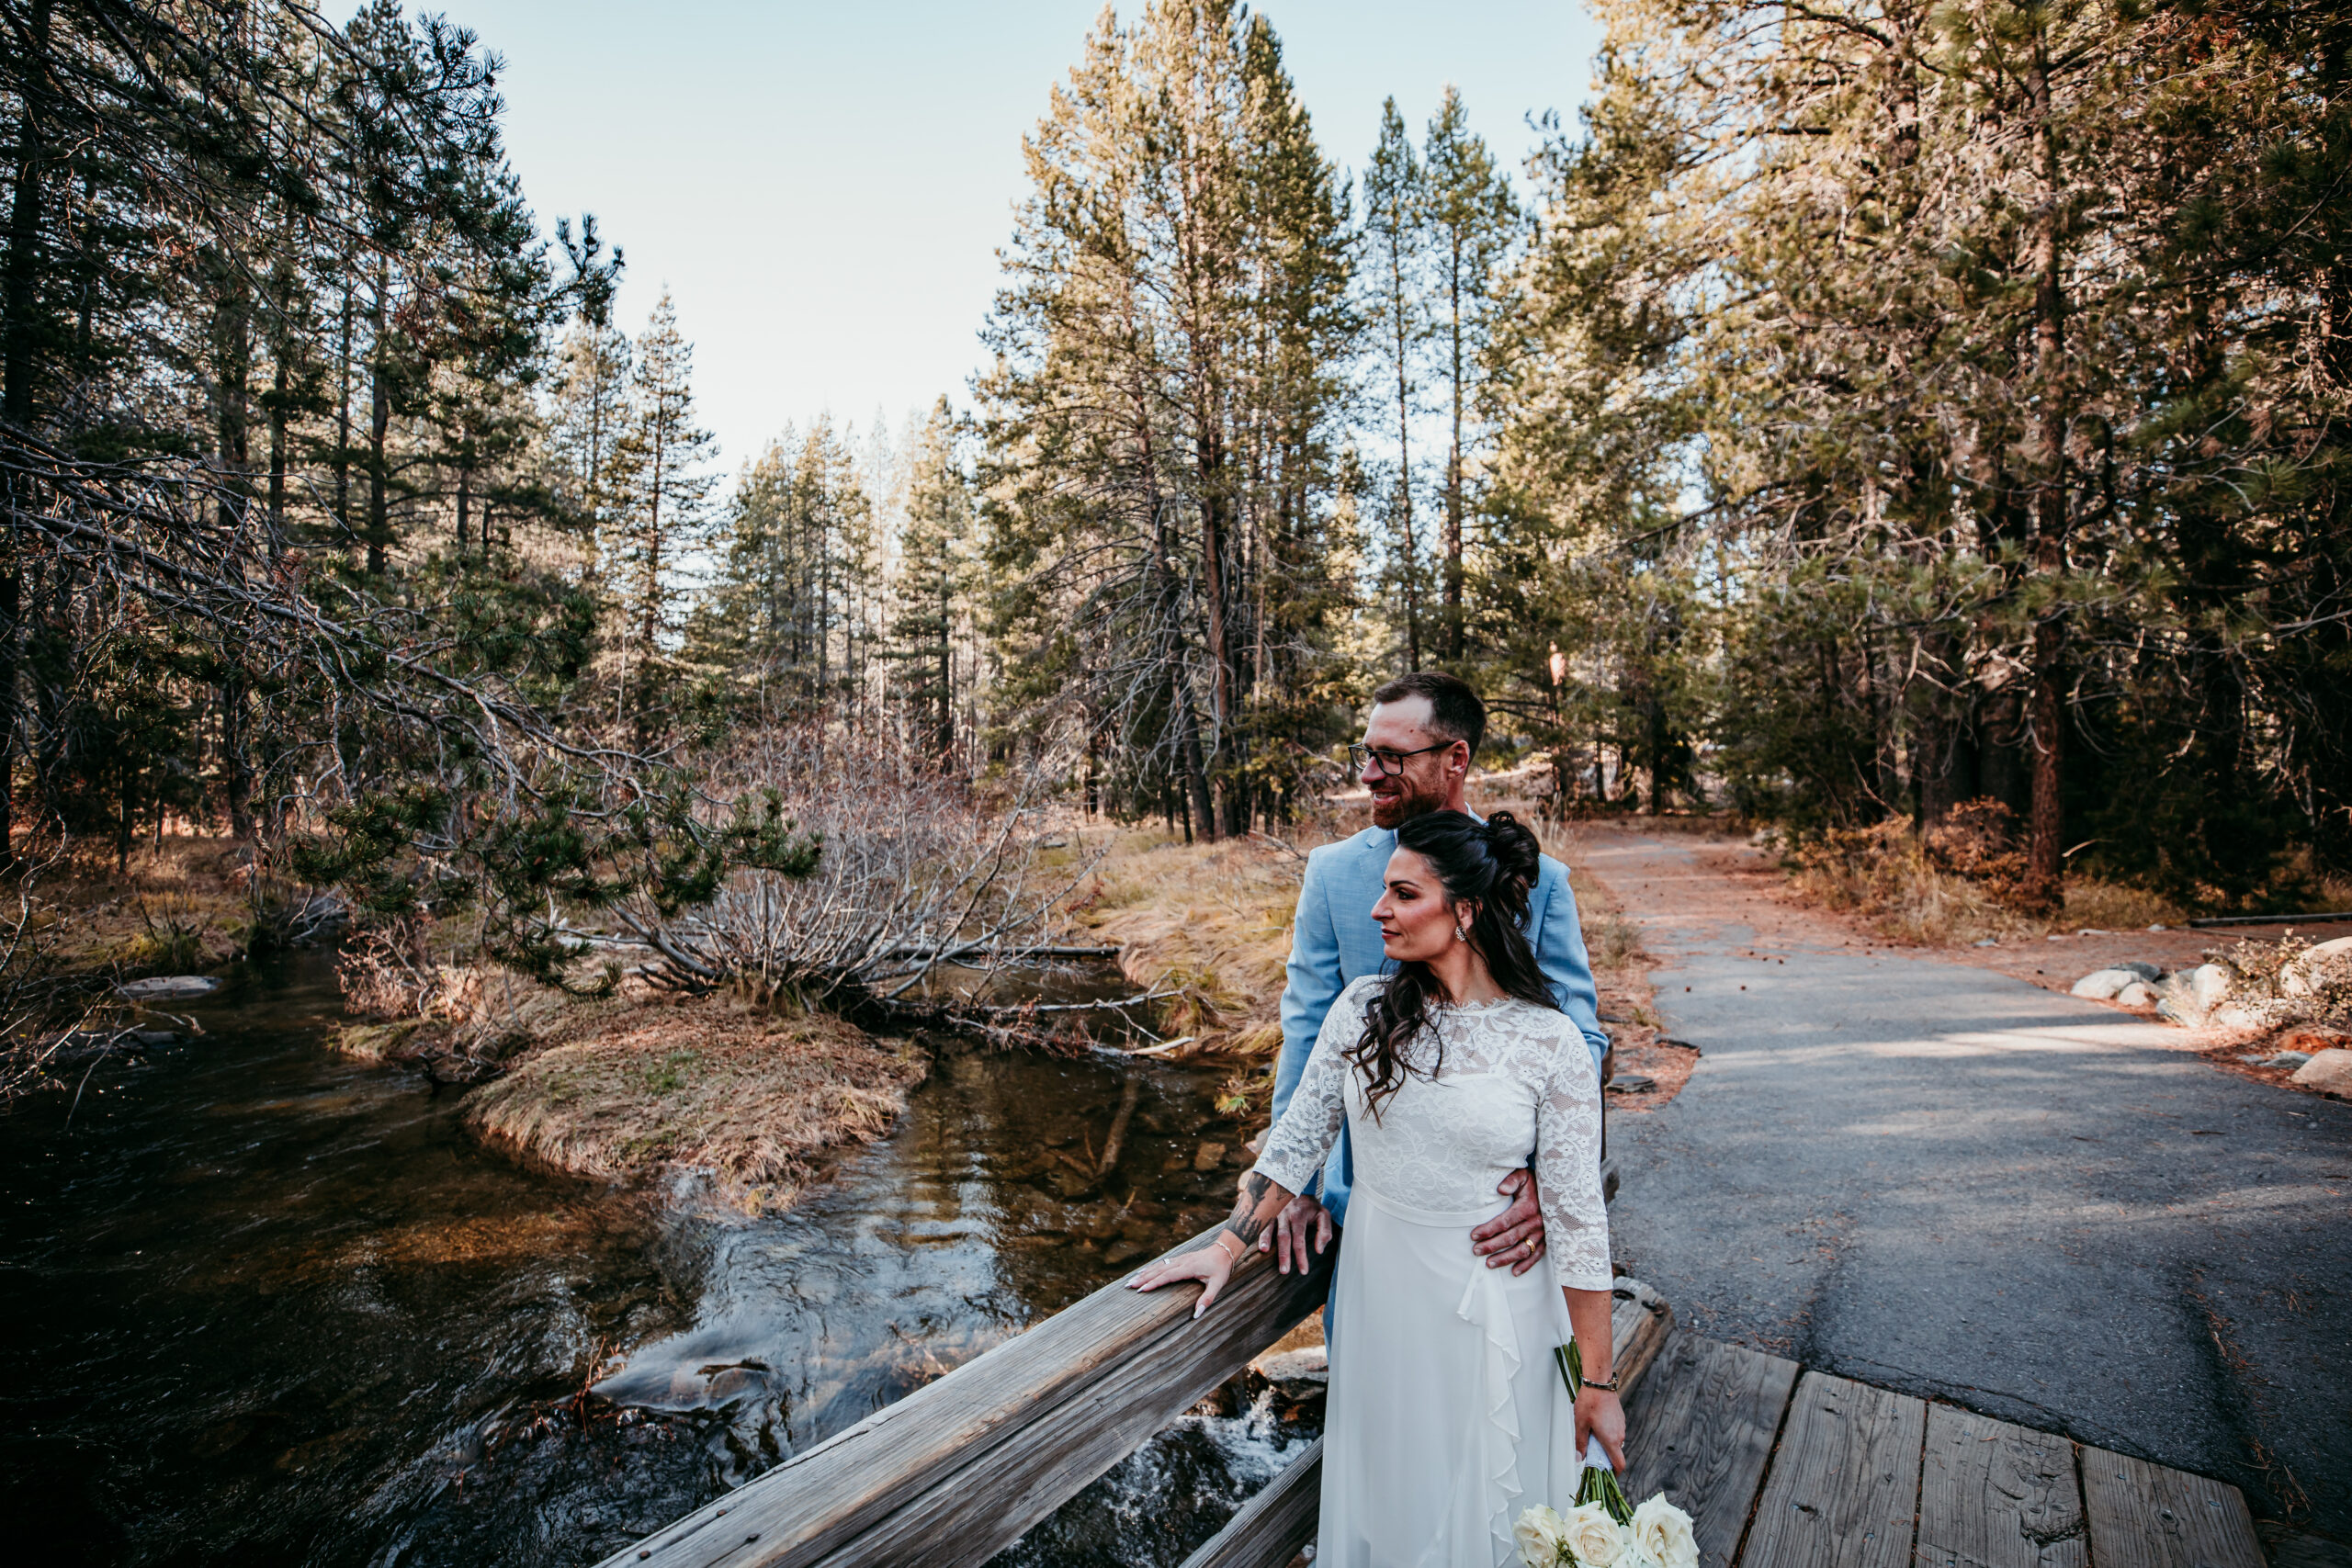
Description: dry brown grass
xmin=463 ymin=989 xmax=928 ymax=1214
xmin=1073 ymin=824 xmax=1336 ymax=1057
xmin=1774 ymin=817 xmax=2188 ymax=947
xmin=31 ymin=830 xmax=254 ymax=976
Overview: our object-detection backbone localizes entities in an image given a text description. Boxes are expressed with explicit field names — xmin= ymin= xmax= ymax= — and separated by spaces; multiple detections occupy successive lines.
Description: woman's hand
xmin=1127 ymin=1239 xmax=1238 ymax=1319
xmin=1575 ymin=1386 xmax=1626 ymax=1474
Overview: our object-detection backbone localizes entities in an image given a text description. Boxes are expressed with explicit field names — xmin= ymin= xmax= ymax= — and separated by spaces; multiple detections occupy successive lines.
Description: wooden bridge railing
xmin=605 ymin=1161 xmax=1654 ymax=1568
xmin=601 ymin=1226 xmax=1333 ymax=1568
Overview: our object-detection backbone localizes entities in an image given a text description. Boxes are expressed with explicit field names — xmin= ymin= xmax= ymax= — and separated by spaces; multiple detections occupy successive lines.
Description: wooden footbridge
xmin=598 ymin=1219 xmax=2267 ymax=1568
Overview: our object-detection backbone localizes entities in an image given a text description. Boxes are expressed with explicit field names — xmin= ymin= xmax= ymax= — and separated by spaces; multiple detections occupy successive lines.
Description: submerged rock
xmin=116 ymin=975 xmax=221 ymax=1001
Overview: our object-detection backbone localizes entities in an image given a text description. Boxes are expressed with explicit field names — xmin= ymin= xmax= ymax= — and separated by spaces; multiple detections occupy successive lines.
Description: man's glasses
xmin=1348 ymin=741 xmax=1453 ymax=778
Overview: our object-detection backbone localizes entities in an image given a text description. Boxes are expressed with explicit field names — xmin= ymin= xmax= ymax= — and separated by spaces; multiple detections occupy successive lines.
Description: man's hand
xmin=1471 ymin=1168 xmax=1545 ymax=1275
xmin=1258 ymin=1190 xmax=1334 ymax=1274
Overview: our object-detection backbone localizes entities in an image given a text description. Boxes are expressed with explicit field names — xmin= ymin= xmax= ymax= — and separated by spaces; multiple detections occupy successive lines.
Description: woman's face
xmin=1372 ymin=848 xmax=1461 ymax=964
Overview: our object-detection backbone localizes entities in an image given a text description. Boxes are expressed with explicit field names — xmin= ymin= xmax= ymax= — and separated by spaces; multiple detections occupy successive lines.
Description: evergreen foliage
xmin=6 ymin=0 xmax=2344 ymax=959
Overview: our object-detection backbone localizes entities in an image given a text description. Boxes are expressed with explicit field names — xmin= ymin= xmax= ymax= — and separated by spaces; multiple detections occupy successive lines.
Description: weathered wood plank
xmin=1178 ymin=1439 xmax=1324 ymax=1568
xmin=1181 ymin=1279 xmax=1678 ymax=1568
xmin=1620 ymin=1335 xmax=1801 ymax=1568
xmin=604 ymin=1227 xmax=1333 ymax=1568
xmin=1737 ymin=1371 xmax=1926 ymax=1568
xmin=1611 ymin=1276 xmax=1674 ymax=1395
xmin=2079 ymin=1446 xmax=2263 ymax=1568
xmin=1913 ymin=1405 xmax=2083 ymax=1568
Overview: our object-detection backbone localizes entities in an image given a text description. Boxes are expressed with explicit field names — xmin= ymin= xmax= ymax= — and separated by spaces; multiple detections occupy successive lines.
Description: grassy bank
xmin=327 ymin=964 xmax=930 ymax=1215
xmin=464 ymin=994 xmax=927 ymax=1214
xmin=27 ymin=831 xmax=259 ymax=977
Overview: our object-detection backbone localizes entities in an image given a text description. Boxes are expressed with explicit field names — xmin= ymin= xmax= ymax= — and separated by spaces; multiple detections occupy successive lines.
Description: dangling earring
xmin=1454 ymin=922 xmax=1469 ymax=943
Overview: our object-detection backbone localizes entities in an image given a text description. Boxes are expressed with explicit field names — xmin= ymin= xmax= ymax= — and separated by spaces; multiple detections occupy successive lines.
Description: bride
xmin=1131 ymin=809 xmax=1621 ymax=1568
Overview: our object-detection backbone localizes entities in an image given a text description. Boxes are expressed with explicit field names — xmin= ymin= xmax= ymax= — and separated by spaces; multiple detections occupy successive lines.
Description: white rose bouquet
xmin=1516 ymin=1343 xmax=1698 ymax=1568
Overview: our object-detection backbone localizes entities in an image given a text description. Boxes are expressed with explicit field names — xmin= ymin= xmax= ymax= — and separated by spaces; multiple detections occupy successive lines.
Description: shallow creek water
xmin=0 ymin=956 xmax=1315 ymax=1567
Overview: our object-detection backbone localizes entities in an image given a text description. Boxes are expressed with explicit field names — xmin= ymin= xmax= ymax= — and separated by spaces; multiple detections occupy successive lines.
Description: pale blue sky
xmin=457 ymin=1 xmax=1604 ymax=468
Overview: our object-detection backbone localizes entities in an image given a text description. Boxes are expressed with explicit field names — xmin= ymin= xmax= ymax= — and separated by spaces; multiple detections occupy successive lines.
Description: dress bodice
xmin=1252 ymin=976 xmax=1611 ymax=1291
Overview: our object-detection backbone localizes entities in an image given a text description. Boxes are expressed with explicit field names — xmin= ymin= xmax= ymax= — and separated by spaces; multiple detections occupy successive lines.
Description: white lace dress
xmin=1251 ymin=976 xmax=1609 ymax=1568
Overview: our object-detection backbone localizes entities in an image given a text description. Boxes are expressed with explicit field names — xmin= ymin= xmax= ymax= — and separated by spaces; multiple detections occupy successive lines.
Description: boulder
xmin=2289 ymin=1048 xmax=2352 ymax=1097
xmin=2157 ymin=964 xmax=2233 ymax=1024
xmin=2070 ymin=968 xmax=2142 ymax=1000
xmin=2114 ymin=981 xmax=2159 ymax=1009
xmin=2113 ymin=961 xmax=2164 ymax=982
xmin=116 ymin=975 xmax=221 ymax=1001
xmin=1251 ymin=1346 xmax=1329 ymax=1387
xmin=2279 ymin=936 xmax=2352 ymax=998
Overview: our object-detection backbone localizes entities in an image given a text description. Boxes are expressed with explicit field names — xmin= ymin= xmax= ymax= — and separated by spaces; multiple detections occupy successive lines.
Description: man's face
xmin=1360 ymin=697 xmax=1464 ymax=830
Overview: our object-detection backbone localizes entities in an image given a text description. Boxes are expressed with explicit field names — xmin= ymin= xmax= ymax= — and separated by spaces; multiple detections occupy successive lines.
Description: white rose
xmin=1630 ymin=1495 xmax=1699 ymax=1568
xmin=1515 ymin=1505 xmax=1572 ymax=1567
xmin=1562 ymin=1502 xmax=1629 ymax=1566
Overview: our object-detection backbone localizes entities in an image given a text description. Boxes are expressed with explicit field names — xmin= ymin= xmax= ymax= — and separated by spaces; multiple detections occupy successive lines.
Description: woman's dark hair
xmin=1348 ymin=809 xmax=1559 ymax=1119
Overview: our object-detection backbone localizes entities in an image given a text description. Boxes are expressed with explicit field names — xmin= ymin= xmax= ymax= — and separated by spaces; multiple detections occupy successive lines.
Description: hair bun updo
xmin=1480 ymin=810 xmax=1542 ymax=901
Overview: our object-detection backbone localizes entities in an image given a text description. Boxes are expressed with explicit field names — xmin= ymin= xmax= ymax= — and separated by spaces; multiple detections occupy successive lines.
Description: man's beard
xmin=1369 ymin=775 xmax=1450 ymax=830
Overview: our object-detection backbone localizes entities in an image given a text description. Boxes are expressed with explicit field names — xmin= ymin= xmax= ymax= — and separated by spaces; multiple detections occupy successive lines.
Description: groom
xmin=1264 ymin=671 xmax=1611 ymax=1291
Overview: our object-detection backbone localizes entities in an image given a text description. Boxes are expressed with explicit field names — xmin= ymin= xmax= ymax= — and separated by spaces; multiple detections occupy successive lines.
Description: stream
xmin=0 ymin=954 xmax=1315 ymax=1567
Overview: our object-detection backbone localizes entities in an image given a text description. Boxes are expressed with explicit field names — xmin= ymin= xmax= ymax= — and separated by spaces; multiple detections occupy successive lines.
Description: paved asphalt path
xmin=1581 ymin=829 xmax=2352 ymax=1540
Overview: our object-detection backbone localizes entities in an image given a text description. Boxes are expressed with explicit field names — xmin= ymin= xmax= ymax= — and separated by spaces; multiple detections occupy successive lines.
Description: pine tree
xmin=608 ymin=290 xmax=717 ymax=714
xmin=1420 ymin=87 xmax=1519 ymax=662
xmin=548 ymin=319 xmax=634 ymax=583
xmin=1362 ymin=97 xmax=1427 ymax=671
xmin=981 ymin=0 xmax=1355 ymax=838
xmin=888 ymin=398 xmax=974 ymax=760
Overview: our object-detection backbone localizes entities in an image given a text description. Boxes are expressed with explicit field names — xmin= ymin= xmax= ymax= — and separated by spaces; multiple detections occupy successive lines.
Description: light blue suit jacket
xmin=1270 ymin=823 xmax=1610 ymax=1228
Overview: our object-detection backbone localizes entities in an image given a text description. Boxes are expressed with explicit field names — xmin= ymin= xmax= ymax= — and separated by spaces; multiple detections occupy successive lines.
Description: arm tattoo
xmin=1221 ymin=1174 xmax=1272 ymax=1248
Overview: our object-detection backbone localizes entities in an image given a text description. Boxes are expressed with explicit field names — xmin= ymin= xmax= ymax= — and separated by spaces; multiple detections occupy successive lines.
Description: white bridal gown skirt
xmin=1318 ymin=1187 xmax=1586 ymax=1568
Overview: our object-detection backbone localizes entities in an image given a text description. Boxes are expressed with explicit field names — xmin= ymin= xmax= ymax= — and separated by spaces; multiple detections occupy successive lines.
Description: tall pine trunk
xmin=367 ymin=282 xmax=391 ymax=578
xmin=0 ymin=0 xmax=54 ymax=864
xmin=2022 ymin=41 xmax=2070 ymax=911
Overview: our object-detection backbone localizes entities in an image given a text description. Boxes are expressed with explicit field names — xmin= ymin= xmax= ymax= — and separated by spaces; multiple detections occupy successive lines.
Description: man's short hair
xmin=1371 ymin=671 xmax=1487 ymax=757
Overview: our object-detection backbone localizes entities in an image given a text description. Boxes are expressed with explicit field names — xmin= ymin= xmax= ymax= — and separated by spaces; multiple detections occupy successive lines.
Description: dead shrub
xmin=1921 ymin=799 xmax=2027 ymax=895
xmin=613 ymin=723 xmax=1098 ymax=1015
xmin=1782 ymin=818 xmax=2038 ymax=946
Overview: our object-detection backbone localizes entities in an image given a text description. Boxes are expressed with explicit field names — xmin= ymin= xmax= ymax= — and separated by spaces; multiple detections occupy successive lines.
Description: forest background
xmin=4 ymin=0 xmax=2347 ymax=1044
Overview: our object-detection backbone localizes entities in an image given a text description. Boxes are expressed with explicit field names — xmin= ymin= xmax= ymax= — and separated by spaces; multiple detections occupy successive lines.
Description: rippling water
xmin=0 ymin=956 xmax=1310 ymax=1567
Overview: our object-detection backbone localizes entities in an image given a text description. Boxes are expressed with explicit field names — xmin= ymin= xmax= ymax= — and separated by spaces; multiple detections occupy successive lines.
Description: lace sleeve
xmin=1250 ymin=977 xmax=1372 ymax=1194
xmin=1533 ymin=1014 xmax=1611 ymax=1291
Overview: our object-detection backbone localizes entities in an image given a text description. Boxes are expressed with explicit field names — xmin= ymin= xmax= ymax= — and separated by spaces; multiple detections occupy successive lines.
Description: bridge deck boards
xmin=1619 ymin=1334 xmax=1800 ymax=1568
xmin=1197 ymin=1334 xmax=2269 ymax=1568
xmin=1625 ymin=1337 xmax=2262 ymax=1568
xmin=1914 ymin=1403 xmax=2084 ymax=1568
xmin=1738 ymin=1367 xmax=1928 ymax=1568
